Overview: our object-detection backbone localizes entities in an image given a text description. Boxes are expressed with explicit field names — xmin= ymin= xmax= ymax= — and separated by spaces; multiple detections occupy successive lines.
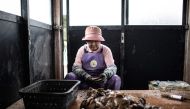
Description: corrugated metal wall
xmin=0 ymin=11 xmax=54 ymax=108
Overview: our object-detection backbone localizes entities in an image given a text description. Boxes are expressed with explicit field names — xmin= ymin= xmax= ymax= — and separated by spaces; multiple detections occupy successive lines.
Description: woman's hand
xmin=91 ymin=74 xmax=107 ymax=84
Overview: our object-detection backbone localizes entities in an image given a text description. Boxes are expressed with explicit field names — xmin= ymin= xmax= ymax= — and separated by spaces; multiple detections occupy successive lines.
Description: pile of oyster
xmin=80 ymin=88 xmax=161 ymax=109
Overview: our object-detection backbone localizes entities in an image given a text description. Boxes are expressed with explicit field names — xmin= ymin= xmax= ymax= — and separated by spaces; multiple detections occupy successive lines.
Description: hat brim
xmin=82 ymin=34 xmax=105 ymax=41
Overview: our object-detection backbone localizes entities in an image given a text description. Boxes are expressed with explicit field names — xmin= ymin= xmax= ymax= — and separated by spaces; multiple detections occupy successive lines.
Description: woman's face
xmin=86 ymin=41 xmax=101 ymax=51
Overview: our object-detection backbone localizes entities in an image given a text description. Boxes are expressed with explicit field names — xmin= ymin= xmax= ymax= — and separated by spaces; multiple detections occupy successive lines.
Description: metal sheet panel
xmin=29 ymin=25 xmax=53 ymax=83
xmin=124 ymin=26 xmax=185 ymax=89
xmin=0 ymin=19 xmax=29 ymax=108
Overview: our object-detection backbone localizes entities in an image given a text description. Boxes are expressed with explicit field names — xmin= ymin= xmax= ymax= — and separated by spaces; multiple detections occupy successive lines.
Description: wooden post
xmin=184 ymin=0 xmax=190 ymax=84
xmin=53 ymin=0 xmax=63 ymax=79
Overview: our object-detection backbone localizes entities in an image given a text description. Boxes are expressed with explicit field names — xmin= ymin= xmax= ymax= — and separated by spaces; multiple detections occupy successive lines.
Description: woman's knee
xmin=112 ymin=75 xmax=121 ymax=82
xmin=65 ymin=72 xmax=77 ymax=80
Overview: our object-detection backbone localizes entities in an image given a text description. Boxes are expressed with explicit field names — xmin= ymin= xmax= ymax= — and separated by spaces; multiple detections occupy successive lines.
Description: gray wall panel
xmin=0 ymin=20 xmax=29 ymax=108
xmin=29 ymin=26 xmax=53 ymax=83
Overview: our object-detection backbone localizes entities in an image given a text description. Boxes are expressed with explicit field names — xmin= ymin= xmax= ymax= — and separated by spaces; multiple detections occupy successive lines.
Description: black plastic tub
xmin=19 ymin=80 xmax=80 ymax=109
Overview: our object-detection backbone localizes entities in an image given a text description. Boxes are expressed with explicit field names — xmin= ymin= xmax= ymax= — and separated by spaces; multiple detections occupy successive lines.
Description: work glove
xmin=103 ymin=65 xmax=117 ymax=79
xmin=87 ymin=65 xmax=117 ymax=84
xmin=84 ymin=74 xmax=93 ymax=81
xmin=87 ymin=73 xmax=107 ymax=84
xmin=98 ymin=73 xmax=107 ymax=83
xmin=72 ymin=65 xmax=91 ymax=80
xmin=85 ymin=76 xmax=100 ymax=83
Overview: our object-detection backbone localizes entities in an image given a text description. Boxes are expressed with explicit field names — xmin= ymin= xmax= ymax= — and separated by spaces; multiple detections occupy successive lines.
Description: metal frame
xmin=21 ymin=0 xmax=30 ymax=83
xmin=65 ymin=0 xmax=188 ymax=88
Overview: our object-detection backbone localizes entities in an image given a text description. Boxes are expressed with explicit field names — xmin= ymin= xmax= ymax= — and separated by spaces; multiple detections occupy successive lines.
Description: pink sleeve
xmin=73 ymin=46 xmax=84 ymax=66
xmin=102 ymin=45 xmax=115 ymax=67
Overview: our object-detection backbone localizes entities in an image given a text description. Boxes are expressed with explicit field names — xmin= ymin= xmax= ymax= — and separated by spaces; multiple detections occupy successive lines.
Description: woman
xmin=65 ymin=26 xmax=121 ymax=90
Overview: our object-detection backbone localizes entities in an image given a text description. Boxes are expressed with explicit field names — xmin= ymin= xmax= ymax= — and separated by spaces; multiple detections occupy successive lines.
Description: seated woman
xmin=65 ymin=26 xmax=121 ymax=90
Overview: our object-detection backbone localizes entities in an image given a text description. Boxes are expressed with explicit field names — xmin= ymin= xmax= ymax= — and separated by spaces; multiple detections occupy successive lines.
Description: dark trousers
xmin=65 ymin=72 xmax=121 ymax=90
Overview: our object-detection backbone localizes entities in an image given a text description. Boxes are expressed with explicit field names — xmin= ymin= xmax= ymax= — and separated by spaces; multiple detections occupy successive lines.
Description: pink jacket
xmin=73 ymin=44 xmax=115 ymax=67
